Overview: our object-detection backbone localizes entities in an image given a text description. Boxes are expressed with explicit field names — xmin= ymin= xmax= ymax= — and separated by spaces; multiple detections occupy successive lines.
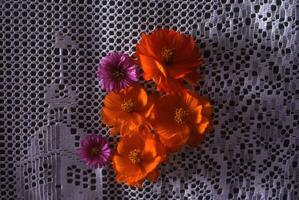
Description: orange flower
xmin=112 ymin=127 xmax=166 ymax=187
xmin=186 ymin=92 xmax=213 ymax=147
xmin=135 ymin=29 xmax=203 ymax=93
xmin=150 ymin=91 xmax=212 ymax=152
xmin=101 ymin=86 xmax=153 ymax=136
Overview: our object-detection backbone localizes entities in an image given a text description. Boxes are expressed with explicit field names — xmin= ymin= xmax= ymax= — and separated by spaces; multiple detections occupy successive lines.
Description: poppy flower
xmin=150 ymin=91 xmax=212 ymax=152
xmin=79 ymin=134 xmax=112 ymax=168
xmin=112 ymin=127 xmax=166 ymax=187
xmin=135 ymin=29 xmax=203 ymax=93
xmin=101 ymin=86 xmax=153 ymax=136
xmin=97 ymin=52 xmax=138 ymax=92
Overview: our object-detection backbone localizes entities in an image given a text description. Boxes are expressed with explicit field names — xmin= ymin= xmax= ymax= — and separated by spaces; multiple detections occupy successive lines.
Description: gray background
xmin=1 ymin=0 xmax=298 ymax=199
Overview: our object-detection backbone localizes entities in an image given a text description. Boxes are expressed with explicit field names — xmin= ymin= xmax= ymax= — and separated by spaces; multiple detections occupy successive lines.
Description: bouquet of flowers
xmin=79 ymin=29 xmax=212 ymax=187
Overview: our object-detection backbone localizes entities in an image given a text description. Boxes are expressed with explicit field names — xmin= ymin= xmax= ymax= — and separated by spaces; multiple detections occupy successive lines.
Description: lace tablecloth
xmin=1 ymin=0 xmax=298 ymax=199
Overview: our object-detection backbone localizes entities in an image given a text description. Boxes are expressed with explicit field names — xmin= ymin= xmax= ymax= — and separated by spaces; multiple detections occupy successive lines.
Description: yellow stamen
xmin=174 ymin=107 xmax=188 ymax=124
xmin=121 ymin=99 xmax=135 ymax=113
xmin=128 ymin=149 xmax=141 ymax=164
xmin=161 ymin=47 xmax=176 ymax=63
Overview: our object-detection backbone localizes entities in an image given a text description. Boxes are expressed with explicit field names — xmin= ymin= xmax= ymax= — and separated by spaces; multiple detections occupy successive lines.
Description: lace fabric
xmin=1 ymin=0 xmax=298 ymax=199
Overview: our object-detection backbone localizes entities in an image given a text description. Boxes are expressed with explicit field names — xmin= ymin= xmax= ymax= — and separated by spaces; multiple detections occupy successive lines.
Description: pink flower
xmin=79 ymin=134 xmax=111 ymax=168
xmin=97 ymin=52 xmax=138 ymax=92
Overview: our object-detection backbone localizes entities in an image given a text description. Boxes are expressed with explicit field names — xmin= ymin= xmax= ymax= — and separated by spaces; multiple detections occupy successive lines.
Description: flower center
xmin=121 ymin=99 xmax=135 ymax=113
xmin=128 ymin=149 xmax=141 ymax=164
xmin=161 ymin=47 xmax=176 ymax=64
xmin=90 ymin=147 xmax=100 ymax=157
xmin=112 ymin=69 xmax=124 ymax=80
xmin=174 ymin=107 xmax=188 ymax=124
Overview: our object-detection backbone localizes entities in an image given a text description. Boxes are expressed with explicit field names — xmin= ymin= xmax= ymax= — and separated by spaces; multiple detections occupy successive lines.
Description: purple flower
xmin=97 ymin=52 xmax=138 ymax=92
xmin=79 ymin=134 xmax=111 ymax=169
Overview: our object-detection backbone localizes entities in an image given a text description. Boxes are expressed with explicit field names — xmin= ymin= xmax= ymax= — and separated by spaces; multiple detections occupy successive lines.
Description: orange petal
xmin=154 ymin=60 xmax=167 ymax=77
xmin=183 ymin=91 xmax=200 ymax=109
xmin=187 ymin=129 xmax=205 ymax=147
xmin=146 ymin=170 xmax=159 ymax=182
xmin=130 ymin=113 xmax=144 ymax=127
xmin=184 ymin=70 xmax=201 ymax=84
xmin=116 ymin=135 xmax=144 ymax=155
xmin=155 ymin=123 xmax=190 ymax=152
xmin=156 ymin=76 xmax=185 ymax=94
xmin=103 ymin=92 xmax=122 ymax=110
xmin=201 ymin=100 xmax=212 ymax=118
xmin=109 ymin=126 xmax=120 ymax=136
xmin=115 ymin=173 xmax=145 ymax=188
xmin=137 ymin=36 xmax=158 ymax=59
xmin=119 ymin=123 xmax=136 ymax=136
xmin=141 ymin=156 xmax=162 ymax=174
xmin=101 ymin=107 xmax=122 ymax=126
xmin=166 ymin=64 xmax=193 ymax=79
xmin=101 ymin=91 xmax=128 ymax=126
xmin=169 ymin=31 xmax=186 ymax=51
xmin=136 ymin=87 xmax=148 ymax=108
xmin=138 ymin=54 xmax=162 ymax=80
xmin=141 ymin=136 xmax=158 ymax=160
xmin=144 ymin=102 xmax=154 ymax=118
xmin=174 ymin=36 xmax=198 ymax=61
xmin=198 ymin=118 xmax=210 ymax=134
xmin=112 ymin=155 xmax=140 ymax=173
xmin=113 ymin=155 xmax=143 ymax=178
xmin=192 ymin=105 xmax=203 ymax=124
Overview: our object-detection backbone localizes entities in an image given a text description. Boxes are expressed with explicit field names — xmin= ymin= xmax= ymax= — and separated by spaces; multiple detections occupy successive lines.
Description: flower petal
xmin=190 ymin=105 xmax=203 ymax=124
xmin=155 ymin=123 xmax=190 ymax=152
xmin=136 ymin=87 xmax=148 ymax=108
xmin=187 ymin=125 xmax=205 ymax=147
xmin=113 ymin=155 xmax=144 ymax=179
xmin=142 ymin=156 xmax=162 ymax=174
xmin=98 ymin=52 xmax=138 ymax=92
xmin=138 ymin=54 xmax=165 ymax=80
xmin=116 ymin=135 xmax=144 ymax=155
xmin=146 ymin=170 xmax=159 ymax=182
xmin=135 ymin=29 xmax=203 ymax=93
xmin=198 ymin=117 xmax=211 ymax=134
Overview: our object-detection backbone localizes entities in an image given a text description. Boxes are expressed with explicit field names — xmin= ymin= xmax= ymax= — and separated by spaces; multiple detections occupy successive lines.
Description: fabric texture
xmin=0 ymin=0 xmax=298 ymax=199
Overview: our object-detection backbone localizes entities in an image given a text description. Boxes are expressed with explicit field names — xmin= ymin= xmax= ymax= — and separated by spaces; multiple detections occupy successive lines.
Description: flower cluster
xmin=79 ymin=29 xmax=212 ymax=187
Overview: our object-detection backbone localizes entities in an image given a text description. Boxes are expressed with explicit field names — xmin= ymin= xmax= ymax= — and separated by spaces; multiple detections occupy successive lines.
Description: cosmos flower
xmin=112 ymin=127 xmax=166 ymax=187
xmin=149 ymin=91 xmax=212 ymax=152
xmin=101 ymin=86 xmax=153 ymax=136
xmin=97 ymin=52 xmax=138 ymax=92
xmin=93 ymin=28 xmax=214 ymax=188
xmin=79 ymin=134 xmax=112 ymax=168
xmin=135 ymin=29 xmax=203 ymax=93
xmin=186 ymin=92 xmax=213 ymax=147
